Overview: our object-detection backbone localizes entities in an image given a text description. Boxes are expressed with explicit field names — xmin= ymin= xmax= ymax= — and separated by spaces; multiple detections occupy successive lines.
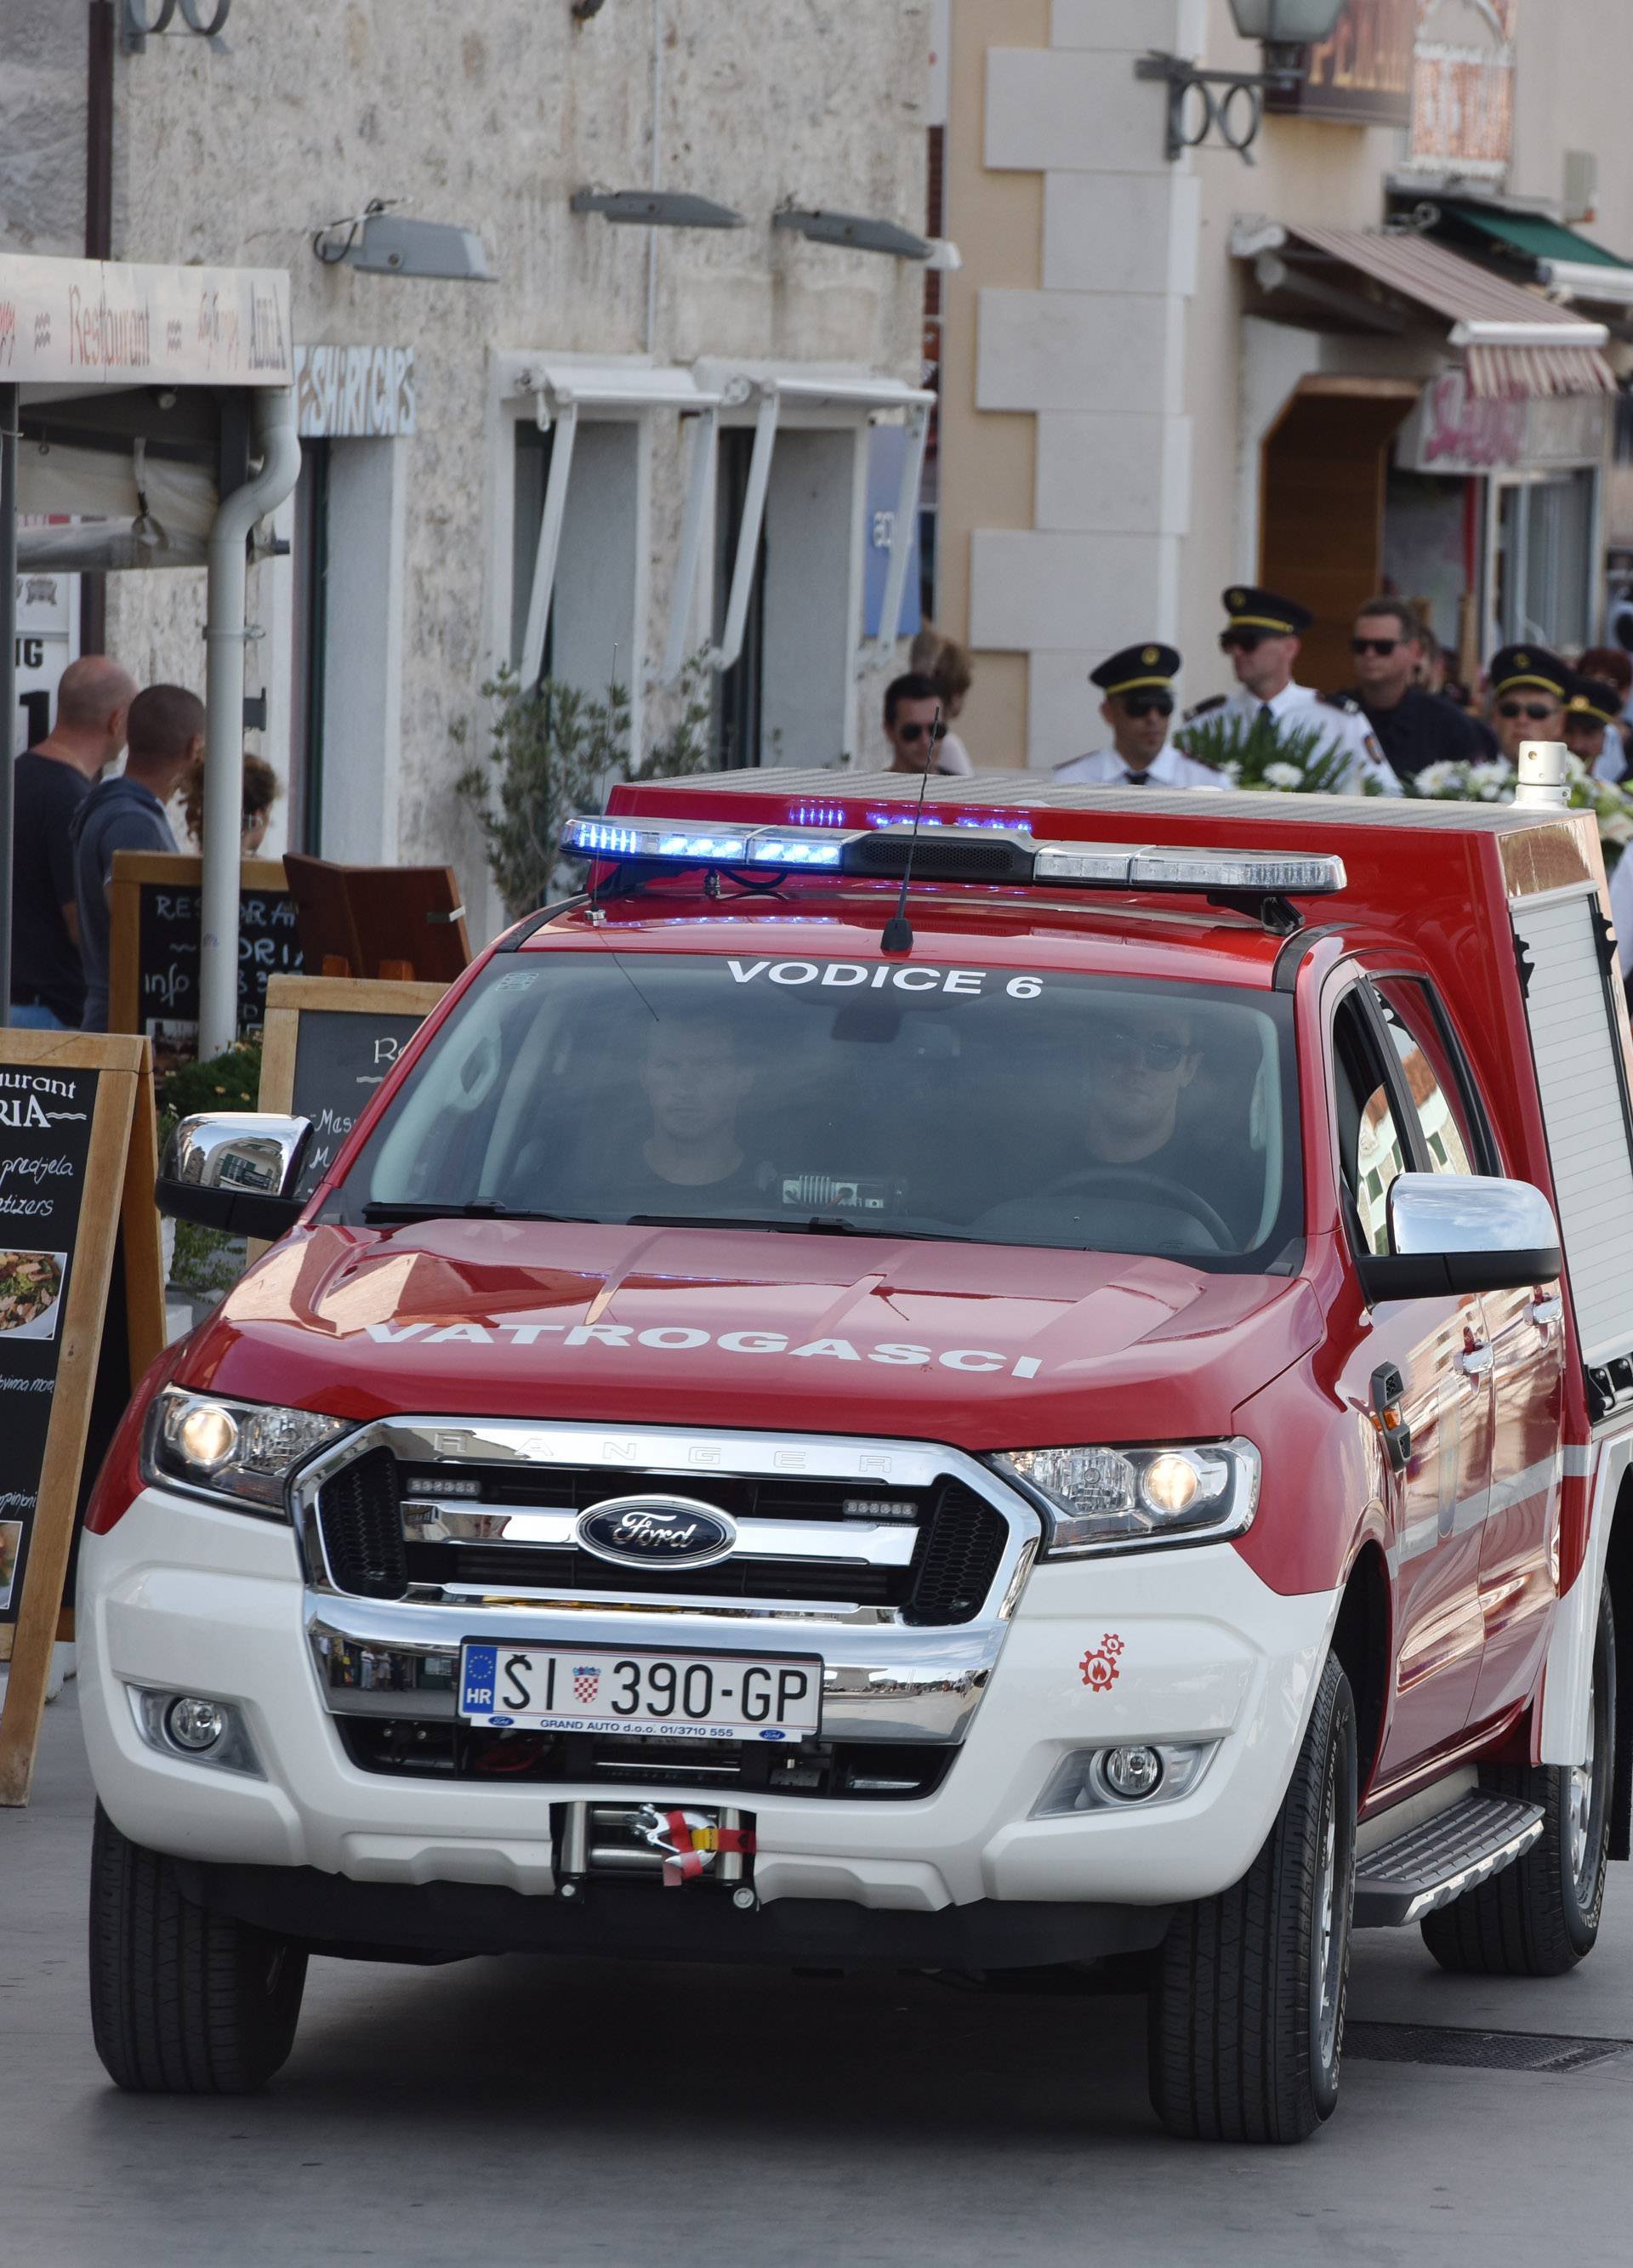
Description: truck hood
xmin=180 ymin=1221 xmax=1322 ymax=1453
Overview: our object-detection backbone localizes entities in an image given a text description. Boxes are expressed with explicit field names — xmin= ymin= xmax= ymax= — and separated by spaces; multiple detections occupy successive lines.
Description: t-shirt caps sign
xmin=0 ymin=1065 xmax=94 ymax=1621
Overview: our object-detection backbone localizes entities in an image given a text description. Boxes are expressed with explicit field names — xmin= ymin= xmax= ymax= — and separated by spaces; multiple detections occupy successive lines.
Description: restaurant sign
xmin=1268 ymin=1 xmax=1516 ymax=178
xmin=1397 ymin=367 xmax=1607 ymax=477
xmin=0 ymin=255 xmax=292 ymax=388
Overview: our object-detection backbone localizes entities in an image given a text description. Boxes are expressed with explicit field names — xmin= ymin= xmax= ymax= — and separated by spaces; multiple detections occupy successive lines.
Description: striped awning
xmin=1238 ymin=222 xmax=1617 ymax=400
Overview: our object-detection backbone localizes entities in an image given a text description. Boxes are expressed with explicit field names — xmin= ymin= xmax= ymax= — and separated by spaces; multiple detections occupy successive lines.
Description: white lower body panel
xmin=79 ymin=1488 xmax=1340 ymax=1913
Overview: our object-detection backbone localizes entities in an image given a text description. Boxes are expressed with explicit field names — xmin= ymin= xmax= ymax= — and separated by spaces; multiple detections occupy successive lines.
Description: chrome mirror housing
xmin=157 ymin=1113 xmax=313 ymax=1242
xmin=1360 ymin=1172 xmax=1563 ymax=1302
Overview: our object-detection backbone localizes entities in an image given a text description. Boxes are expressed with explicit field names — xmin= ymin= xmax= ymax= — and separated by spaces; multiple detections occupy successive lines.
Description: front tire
xmin=1147 ymin=1651 xmax=1357 ymax=2144
xmin=88 ymin=1805 xmax=307 ymax=2094
xmin=1421 ymin=1582 xmax=1616 ymax=1978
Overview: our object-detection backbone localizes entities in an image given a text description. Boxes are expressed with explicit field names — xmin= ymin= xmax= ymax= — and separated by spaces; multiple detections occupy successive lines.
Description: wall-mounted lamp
xmin=1135 ymin=0 xmax=1346 ymax=164
xmin=313 ymin=199 xmax=496 ymax=282
xmin=774 ymin=207 xmax=933 ymax=261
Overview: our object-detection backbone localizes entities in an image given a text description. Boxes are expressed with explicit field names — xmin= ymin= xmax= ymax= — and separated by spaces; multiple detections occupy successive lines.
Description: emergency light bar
xmin=562 ymin=815 xmax=1346 ymax=897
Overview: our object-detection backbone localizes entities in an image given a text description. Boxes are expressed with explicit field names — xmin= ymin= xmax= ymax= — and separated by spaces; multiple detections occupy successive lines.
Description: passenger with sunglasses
xmin=883 ymin=673 xmax=974 ymax=776
xmin=1486 ymin=646 xmax=1570 ymax=765
xmin=1336 ymin=595 xmax=1497 ymax=778
xmin=1053 ymin=642 xmax=1225 ymax=788
xmin=1213 ymin=585 xmax=1401 ymax=795
xmin=1564 ymin=672 xmax=1627 ymax=786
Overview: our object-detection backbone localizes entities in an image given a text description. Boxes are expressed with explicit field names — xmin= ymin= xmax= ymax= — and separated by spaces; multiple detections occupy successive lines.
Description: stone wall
xmin=88 ymin=0 xmax=927 ymax=889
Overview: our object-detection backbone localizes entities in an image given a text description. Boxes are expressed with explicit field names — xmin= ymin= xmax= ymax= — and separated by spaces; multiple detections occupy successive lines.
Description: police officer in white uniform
xmin=1054 ymin=643 xmax=1225 ymax=788
xmin=1215 ymin=587 xmax=1401 ymax=795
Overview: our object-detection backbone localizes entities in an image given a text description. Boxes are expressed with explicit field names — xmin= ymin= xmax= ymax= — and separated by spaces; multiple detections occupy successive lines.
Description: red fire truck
xmin=79 ymin=769 xmax=1633 ymax=2141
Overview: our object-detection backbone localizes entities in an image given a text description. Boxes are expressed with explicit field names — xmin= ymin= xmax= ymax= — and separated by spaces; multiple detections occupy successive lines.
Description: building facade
xmin=2 ymin=2 xmax=931 ymax=930
xmin=937 ymin=0 xmax=1633 ymax=770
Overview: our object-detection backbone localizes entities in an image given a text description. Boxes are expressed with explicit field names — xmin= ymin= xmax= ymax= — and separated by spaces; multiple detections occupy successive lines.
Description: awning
xmin=1430 ymin=200 xmax=1633 ymax=307
xmin=1235 ymin=220 xmax=1617 ymax=399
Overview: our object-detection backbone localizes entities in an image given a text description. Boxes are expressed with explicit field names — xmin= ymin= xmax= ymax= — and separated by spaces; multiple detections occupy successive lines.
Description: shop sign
xmin=1397 ymin=367 xmax=1607 ymax=476
xmin=294 ymin=344 xmax=417 ymax=438
xmin=0 ymin=254 xmax=291 ymax=387
xmin=1405 ymin=0 xmax=1516 ymax=178
xmin=1266 ymin=0 xmax=1414 ymax=128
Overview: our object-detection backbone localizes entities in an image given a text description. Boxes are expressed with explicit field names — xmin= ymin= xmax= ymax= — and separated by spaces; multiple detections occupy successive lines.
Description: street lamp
xmin=1136 ymin=0 xmax=1348 ymax=163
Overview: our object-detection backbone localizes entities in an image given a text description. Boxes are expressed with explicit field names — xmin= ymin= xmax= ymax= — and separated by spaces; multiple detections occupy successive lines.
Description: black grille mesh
xmin=317 ymin=1449 xmax=407 ymax=1599
xmin=906 ymin=1481 xmax=1010 ymax=1624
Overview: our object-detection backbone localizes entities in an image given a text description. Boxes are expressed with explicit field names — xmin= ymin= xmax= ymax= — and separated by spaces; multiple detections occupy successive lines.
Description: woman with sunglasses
xmin=1486 ymin=645 xmax=1570 ymax=765
xmin=1053 ymin=642 xmax=1225 ymax=787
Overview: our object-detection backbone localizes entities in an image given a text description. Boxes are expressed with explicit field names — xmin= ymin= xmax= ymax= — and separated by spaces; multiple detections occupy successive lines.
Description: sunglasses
xmin=1220 ymin=628 xmax=1275 ymax=655
xmin=1096 ymin=1026 xmax=1190 ymax=1073
xmin=1120 ymin=693 xmax=1174 ymax=720
xmin=894 ymin=720 xmax=946 ymax=744
xmin=1351 ymin=636 xmax=1403 ymax=657
xmin=1497 ymin=700 xmax=1561 ymax=722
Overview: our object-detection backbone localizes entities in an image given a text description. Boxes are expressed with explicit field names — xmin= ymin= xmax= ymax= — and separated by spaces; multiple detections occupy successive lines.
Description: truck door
xmin=1370 ymin=978 xmax=1566 ymax=1734
xmin=1331 ymin=986 xmax=1493 ymax=1779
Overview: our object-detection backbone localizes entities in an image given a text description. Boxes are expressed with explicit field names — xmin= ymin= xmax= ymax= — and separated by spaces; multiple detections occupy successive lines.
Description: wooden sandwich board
xmin=282 ymin=854 xmax=471 ymax=985
xmin=108 ymin=851 xmax=302 ymax=1047
xmin=0 ymin=1032 xmax=166 ymax=1805
xmin=253 ymin=975 xmax=447 ymax=1248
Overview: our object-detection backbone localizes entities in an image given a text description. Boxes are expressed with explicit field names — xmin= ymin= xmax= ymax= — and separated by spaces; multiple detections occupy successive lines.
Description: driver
xmin=1084 ymin=1001 xmax=1201 ymax=1168
xmin=618 ymin=1015 xmax=764 ymax=1213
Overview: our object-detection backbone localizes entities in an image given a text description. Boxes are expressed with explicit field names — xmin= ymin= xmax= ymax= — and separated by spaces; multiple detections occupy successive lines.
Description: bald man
xmin=10 ymin=655 xmax=136 ymax=1028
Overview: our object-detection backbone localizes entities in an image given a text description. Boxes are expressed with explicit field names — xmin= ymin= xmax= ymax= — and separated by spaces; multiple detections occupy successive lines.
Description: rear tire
xmin=88 ymin=1804 xmax=307 ymax=2094
xmin=1421 ymin=1583 xmax=1616 ymax=1978
xmin=1147 ymin=1651 xmax=1357 ymax=2144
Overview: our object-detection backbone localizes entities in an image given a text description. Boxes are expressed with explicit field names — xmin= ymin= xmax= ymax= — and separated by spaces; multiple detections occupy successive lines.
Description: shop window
xmin=513 ymin=420 xmax=641 ymax=705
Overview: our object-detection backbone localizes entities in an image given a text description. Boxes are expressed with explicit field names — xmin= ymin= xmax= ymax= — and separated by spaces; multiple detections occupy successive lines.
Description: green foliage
xmin=456 ymin=652 xmax=718 ymax=921
xmin=1174 ymin=710 xmax=1355 ymax=794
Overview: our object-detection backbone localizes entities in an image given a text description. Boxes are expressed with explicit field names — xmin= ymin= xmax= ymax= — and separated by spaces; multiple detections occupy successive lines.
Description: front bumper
xmin=79 ymin=1486 xmax=1340 ymax=1921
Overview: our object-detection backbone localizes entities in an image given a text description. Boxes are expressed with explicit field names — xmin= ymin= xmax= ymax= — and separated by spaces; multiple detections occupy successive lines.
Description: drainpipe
xmin=198 ymin=388 xmax=300 ymax=1057
xmin=82 ymin=1 xmax=115 ymax=658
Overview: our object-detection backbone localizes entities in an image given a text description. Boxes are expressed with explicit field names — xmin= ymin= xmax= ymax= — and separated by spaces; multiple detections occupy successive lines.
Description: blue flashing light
xmin=657 ymin=832 xmax=748 ymax=860
xmin=570 ymin=820 xmax=645 ymax=857
xmin=792 ymin=803 xmax=847 ymax=828
xmin=750 ymin=838 xmax=842 ymax=867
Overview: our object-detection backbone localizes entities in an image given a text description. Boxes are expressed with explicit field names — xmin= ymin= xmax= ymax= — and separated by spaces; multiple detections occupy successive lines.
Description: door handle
xmin=1527 ymin=1294 xmax=1563 ymax=1330
xmin=1459 ymin=1343 xmax=1494 ymax=1378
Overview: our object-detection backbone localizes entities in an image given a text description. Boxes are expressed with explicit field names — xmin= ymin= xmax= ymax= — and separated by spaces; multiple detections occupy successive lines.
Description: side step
xmin=1353 ymin=1793 xmax=1545 ymax=1928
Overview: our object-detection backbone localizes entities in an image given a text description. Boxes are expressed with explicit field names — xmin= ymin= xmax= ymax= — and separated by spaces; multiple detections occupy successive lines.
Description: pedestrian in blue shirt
xmin=71 ymin=683 xmax=204 ymax=1032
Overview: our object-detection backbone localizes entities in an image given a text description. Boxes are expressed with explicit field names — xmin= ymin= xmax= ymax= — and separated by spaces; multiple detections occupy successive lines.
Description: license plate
xmin=458 ymin=1643 xmax=822 ymax=1742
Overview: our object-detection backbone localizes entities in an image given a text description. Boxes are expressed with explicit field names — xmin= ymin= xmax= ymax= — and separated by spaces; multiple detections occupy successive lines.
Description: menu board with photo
xmin=0 ymin=1033 xmax=165 ymax=1805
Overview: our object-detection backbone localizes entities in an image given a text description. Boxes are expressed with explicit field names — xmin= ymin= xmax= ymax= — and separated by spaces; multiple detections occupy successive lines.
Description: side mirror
xmin=157 ymin=1113 xmax=314 ymax=1242
xmin=1357 ymin=1171 xmax=1563 ymax=1303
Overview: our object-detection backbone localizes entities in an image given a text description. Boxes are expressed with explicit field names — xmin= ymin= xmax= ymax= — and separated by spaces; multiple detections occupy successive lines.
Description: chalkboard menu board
xmin=0 ymin=1033 xmax=165 ymax=1806
xmin=258 ymin=975 xmax=448 ymax=1207
xmin=109 ymin=852 xmax=303 ymax=1045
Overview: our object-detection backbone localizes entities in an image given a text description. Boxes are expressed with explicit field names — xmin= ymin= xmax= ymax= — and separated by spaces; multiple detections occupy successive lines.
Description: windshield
xmin=334 ymin=951 xmax=1301 ymax=1269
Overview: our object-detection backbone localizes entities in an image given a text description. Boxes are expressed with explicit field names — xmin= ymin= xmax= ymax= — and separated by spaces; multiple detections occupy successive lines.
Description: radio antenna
xmin=880 ymin=707 xmax=940 ymax=957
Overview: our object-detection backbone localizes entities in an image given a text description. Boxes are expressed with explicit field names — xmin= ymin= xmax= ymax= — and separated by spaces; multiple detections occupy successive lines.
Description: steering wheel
xmin=1037 ymin=1165 xmax=1234 ymax=1252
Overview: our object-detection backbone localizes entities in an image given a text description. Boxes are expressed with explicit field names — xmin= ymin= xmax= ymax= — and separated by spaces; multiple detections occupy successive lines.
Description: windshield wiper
xmin=626 ymin=1212 xmax=956 ymax=1241
xmin=361 ymin=1200 xmax=586 ymax=1225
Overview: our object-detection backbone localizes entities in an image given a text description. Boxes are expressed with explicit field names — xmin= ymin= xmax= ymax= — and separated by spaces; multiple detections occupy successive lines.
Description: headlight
xmin=142 ymin=1388 xmax=352 ymax=1513
xmin=993 ymin=1439 xmax=1260 ymax=1556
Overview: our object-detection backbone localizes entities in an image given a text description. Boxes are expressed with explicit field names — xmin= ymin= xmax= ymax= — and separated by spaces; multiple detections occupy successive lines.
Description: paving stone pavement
xmin=4 ymin=1687 xmax=1631 ymax=2268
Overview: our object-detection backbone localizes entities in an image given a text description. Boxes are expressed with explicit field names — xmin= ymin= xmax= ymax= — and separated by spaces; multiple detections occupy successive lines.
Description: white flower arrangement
xmin=1402 ymin=751 xmax=1633 ymax=867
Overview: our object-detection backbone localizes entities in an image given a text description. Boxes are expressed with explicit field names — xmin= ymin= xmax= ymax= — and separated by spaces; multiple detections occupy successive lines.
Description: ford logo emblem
xmin=576 ymin=1494 xmax=737 ymax=1569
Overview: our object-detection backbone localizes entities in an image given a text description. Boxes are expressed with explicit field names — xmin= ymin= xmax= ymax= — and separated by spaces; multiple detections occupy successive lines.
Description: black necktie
xmin=1122 ymin=771 xmax=1145 ymax=786
xmin=1257 ymin=703 xmax=1275 ymax=730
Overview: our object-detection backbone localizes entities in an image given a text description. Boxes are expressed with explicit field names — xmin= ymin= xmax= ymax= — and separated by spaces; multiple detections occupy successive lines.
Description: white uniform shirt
xmin=1053 ymin=740 xmax=1226 ymax=790
xmin=1216 ymin=680 xmax=1403 ymax=796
